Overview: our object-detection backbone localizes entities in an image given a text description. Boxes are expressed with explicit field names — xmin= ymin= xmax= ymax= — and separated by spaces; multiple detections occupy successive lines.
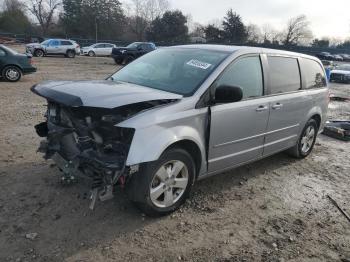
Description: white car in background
xmin=81 ymin=43 xmax=117 ymax=57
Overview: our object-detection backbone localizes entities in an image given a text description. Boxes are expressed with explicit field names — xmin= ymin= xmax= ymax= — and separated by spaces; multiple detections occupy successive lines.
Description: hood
xmin=26 ymin=43 xmax=42 ymax=48
xmin=31 ymin=80 xmax=182 ymax=108
xmin=331 ymin=70 xmax=350 ymax=75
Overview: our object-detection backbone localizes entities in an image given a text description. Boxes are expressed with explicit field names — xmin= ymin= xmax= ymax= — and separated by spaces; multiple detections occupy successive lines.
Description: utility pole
xmin=95 ymin=17 xmax=98 ymax=43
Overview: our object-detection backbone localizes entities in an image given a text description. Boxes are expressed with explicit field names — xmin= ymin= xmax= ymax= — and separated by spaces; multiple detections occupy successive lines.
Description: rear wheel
xmin=66 ymin=50 xmax=75 ymax=58
xmin=2 ymin=66 xmax=22 ymax=82
xmin=127 ymin=148 xmax=195 ymax=217
xmin=287 ymin=119 xmax=318 ymax=158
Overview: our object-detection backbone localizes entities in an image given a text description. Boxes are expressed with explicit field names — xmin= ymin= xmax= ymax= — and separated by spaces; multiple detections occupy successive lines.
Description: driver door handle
xmin=272 ymin=103 xmax=283 ymax=110
xmin=256 ymin=105 xmax=268 ymax=112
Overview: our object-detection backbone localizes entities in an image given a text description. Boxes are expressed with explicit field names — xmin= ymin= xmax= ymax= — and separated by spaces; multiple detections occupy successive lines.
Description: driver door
xmin=46 ymin=40 xmax=60 ymax=54
xmin=208 ymin=55 xmax=270 ymax=173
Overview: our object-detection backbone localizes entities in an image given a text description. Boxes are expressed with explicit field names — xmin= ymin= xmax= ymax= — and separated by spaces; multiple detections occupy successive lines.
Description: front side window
xmin=214 ymin=56 xmax=264 ymax=99
xmin=301 ymin=59 xmax=327 ymax=89
xmin=50 ymin=40 xmax=60 ymax=46
xmin=267 ymin=56 xmax=301 ymax=94
xmin=111 ymin=48 xmax=229 ymax=96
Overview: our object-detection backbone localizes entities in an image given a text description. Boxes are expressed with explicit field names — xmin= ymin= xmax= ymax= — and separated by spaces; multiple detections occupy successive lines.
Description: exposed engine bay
xmin=35 ymin=100 xmax=173 ymax=209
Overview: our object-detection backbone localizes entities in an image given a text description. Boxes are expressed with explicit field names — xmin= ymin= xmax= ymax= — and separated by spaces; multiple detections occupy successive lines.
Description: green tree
xmin=0 ymin=0 xmax=32 ymax=33
xmin=204 ymin=24 xmax=224 ymax=43
xmin=61 ymin=0 xmax=125 ymax=40
xmin=222 ymin=9 xmax=247 ymax=44
xmin=146 ymin=10 xmax=188 ymax=43
xmin=312 ymin=38 xmax=330 ymax=48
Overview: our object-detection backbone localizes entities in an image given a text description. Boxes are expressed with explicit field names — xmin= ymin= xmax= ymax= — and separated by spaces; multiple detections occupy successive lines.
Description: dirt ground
xmin=0 ymin=46 xmax=349 ymax=262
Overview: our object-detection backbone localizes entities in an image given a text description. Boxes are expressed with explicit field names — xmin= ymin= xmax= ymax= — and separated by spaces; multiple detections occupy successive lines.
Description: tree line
xmin=0 ymin=0 xmax=349 ymax=48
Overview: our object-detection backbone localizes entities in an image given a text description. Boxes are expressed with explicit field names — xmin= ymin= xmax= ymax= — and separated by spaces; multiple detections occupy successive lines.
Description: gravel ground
xmin=0 ymin=46 xmax=349 ymax=262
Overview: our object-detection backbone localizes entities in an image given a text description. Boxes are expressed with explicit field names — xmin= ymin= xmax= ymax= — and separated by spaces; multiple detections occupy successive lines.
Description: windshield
xmin=337 ymin=65 xmax=350 ymax=71
xmin=41 ymin=40 xmax=50 ymax=46
xmin=111 ymin=48 xmax=230 ymax=96
xmin=126 ymin=43 xmax=140 ymax=49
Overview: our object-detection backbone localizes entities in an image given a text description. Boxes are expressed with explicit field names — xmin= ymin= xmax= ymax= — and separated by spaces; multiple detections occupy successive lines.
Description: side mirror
xmin=214 ymin=85 xmax=243 ymax=104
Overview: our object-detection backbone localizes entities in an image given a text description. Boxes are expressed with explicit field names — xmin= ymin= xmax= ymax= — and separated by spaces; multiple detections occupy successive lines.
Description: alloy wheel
xmin=150 ymin=160 xmax=189 ymax=208
xmin=5 ymin=68 xmax=20 ymax=81
xmin=300 ymin=126 xmax=315 ymax=153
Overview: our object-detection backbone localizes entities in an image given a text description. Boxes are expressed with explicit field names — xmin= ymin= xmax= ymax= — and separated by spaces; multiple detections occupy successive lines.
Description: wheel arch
xmin=165 ymin=139 xmax=202 ymax=178
xmin=2 ymin=64 xmax=23 ymax=74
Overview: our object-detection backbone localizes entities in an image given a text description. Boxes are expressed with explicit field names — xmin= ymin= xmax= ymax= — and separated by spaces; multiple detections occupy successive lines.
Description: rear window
xmin=301 ymin=59 xmax=327 ymax=89
xmin=267 ymin=56 xmax=301 ymax=94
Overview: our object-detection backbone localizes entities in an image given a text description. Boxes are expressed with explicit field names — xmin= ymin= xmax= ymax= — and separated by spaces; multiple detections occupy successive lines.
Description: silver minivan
xmin=32 ymin=45 xmax=329 ymax=216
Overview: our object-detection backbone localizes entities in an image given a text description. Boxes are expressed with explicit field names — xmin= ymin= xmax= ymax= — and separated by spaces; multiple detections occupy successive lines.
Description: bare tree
xmin=282 ymin=15 xmax=313 ymax=46
xmin=246 ymin=23 xmax=262 ymax=43
xmin=28 ymin=0 xmax=61 ymax=35
xmin=261 ymin=23 xmax=281 ymax=44
xmin=128 ymin=0 xmax=169 ymax=40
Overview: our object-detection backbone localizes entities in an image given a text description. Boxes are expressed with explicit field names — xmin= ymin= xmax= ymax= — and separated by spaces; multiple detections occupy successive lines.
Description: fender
xmin=125 ymin=125 xmax=206 ymax=167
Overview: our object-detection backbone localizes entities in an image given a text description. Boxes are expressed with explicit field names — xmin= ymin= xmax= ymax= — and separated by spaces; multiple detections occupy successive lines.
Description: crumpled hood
xmin=331 ymin=70 xmax=350 ymax=75
xmin=31 ymin=80 xmax=182 ymax=108
xmin=26 ymin=43 xmax=42 ymax=48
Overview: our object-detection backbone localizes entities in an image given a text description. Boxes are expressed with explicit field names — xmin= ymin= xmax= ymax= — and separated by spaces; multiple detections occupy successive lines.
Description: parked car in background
xmin=26 ymin=39 xmax=80 ymax=58
xmin=32 ymin=45 xmax=328 ymax=216
xmin=317 ymin=52 xmax=334 ymax=61
xmin=111 ymin=42 xmax=156 ymax=65
xmin=339 ymin=54 xmax=350 ymax=62
xmin=330 ymin=64 xmax=350 ymax=83
xmin=0 ymin=44 xmax=36 ymax=82
xmin=333 ymin=54 xmax=344 ymax=61
xmin=321 ymin=60 xmax=334 ymax=68
xmin=81 ymin=43 xmax=116 ymax=57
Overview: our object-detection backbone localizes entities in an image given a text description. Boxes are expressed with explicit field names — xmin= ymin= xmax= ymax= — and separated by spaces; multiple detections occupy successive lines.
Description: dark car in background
xmin=330 ymin=64 xmax=350 ymax=83
xmin=111 ymin=42 xmax=156 ymax=65
xmin=26 ymin=39 xmax=80 ymax=58
xmin=317 ymin=52 xmax=334 ymax=61
xmin=0 ymin=45 xmax=36 ymax=82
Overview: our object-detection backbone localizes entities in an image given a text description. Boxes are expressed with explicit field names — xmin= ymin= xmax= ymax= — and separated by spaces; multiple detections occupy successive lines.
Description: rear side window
xmin=301 ymin=59 xmax=327 ymax=89
xmin=267 ymin=56 xmax=301 ymax=94
xmin=215 ymin=56 xmax=263 ymax=99
xmin=61 ymin=41 xmax=72 ymax=46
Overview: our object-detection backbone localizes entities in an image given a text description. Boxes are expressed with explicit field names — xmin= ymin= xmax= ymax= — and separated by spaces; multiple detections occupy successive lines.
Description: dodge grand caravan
xmin=31 ymin=45 xmax=329 ymax=216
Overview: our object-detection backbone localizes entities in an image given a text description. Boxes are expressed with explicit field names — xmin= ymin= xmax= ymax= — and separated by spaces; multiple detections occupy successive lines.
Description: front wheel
xmin=127 ymin=148 xmax=195 ymax=217
xmin=88 ymin=51 xmax=95 ymax=57
xmin=287 ymin=119 xmax=318 ymax=158
xmin=2 ymin=66 xmax=22 ymax=82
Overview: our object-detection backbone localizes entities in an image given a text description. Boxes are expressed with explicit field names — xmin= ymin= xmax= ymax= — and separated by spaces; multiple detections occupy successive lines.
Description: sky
xmin=169 ymin=0 xmax=350 ymax=39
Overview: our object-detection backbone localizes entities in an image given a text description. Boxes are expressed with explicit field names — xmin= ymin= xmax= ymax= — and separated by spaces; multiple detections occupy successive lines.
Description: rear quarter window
xmin=301 ymin=59 xmax=327 ymax=89
xmin=267 ymin=56 xmax=301 ymax=94
xmin=61 ymin=41 xmax=73 ymax=46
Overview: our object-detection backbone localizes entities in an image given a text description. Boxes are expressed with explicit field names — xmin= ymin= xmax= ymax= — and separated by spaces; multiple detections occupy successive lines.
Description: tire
xmin=127 ymin=147 xmax=196 ymax=217
xmin=114 ymin=58 xmax=123 ymax=65
xmin=88 ymin=51 xmax=95 ymax=57
xmin=2 ymin=66 xmax=22 ymax=82
xmin=124 ymin=55 xmax=134 ymax=65
xmin=66 ymin=50 xmax=75 ymax=58
xmin=34 ymin=49 xmax=44 ymax=57
xmin=287 ymin=119 xmax=318 ymax=159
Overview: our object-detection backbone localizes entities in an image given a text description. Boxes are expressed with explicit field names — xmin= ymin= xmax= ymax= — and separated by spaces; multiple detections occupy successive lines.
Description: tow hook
xmin=89 ymin=185 xmax=114 ymax=210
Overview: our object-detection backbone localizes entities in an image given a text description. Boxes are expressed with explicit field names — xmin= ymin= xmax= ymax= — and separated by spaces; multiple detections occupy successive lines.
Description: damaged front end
xmin=35 ymin=102 xmax=138 ymax=209
xmin=31 ymin=80 xmax=182 ymax=209
xmin=35 ymin=100 xmax=174 ymax=209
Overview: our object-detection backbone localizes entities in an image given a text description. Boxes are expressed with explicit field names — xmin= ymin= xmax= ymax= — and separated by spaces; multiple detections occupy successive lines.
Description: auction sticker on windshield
xmin=186 ymin=59 xmax=212 ymax=70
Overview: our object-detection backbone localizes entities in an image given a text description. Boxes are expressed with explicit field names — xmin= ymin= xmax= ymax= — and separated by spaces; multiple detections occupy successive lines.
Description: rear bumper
xmin=23 ymin=67 xmax=37 ymax=74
